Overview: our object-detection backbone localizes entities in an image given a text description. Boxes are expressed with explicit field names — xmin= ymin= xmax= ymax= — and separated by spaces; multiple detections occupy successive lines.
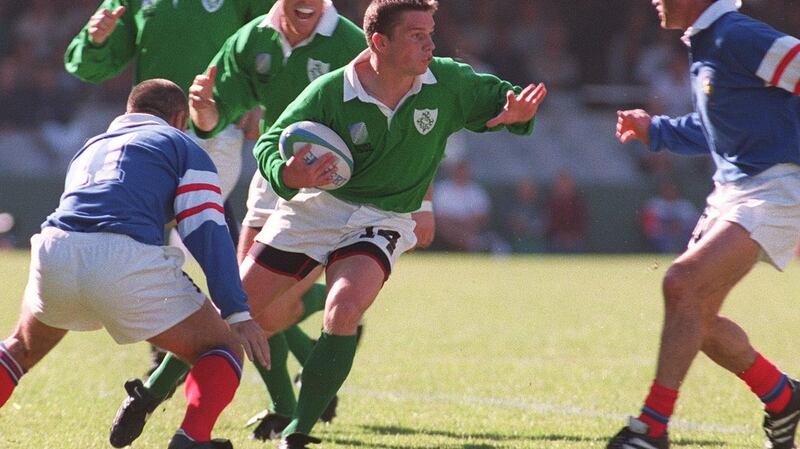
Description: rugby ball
xmin=279 ymin=121 xmax=353 ymax=190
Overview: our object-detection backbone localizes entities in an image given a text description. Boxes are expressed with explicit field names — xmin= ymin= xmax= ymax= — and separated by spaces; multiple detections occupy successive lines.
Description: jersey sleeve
xmin=64 ymin=0 xmax=137 ymax=84
xmin=452 ymin=60 xmax=536 ymax=136
xmin=648 ymin=113 xmax=710 ymax=155
xmin=193 ymin=22 xmax=262 ymax=139
xmin=252 ymin=86 xmax=324 ymax=201
xmin=722 ymin=20 xmax=800 ymax=95
xmin=174 ymin=140 xmax=249 ymax=318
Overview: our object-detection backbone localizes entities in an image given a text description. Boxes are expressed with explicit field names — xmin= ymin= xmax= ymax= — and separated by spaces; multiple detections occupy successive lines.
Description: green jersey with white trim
xmin=194 ymin=4 xmax=365 ymax=138
xmin=64 ymin=0 xmax=273 ymax=93
xmin=254 ymin=55 xmax=536 ymax=213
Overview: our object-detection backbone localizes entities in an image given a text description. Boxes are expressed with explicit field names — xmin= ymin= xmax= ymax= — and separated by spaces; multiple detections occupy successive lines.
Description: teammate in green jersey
xmin=64 ymin=0 xmax=271 ymax=240
xmin=245 ymin=0 xmax=547 ymax=447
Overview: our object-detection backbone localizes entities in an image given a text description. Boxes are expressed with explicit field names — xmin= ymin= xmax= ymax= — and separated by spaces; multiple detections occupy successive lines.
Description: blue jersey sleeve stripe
xmin=176 ymin=204 xmax=227 ymax=237
xmin=756 ymin=35 xmax=800 ymax=94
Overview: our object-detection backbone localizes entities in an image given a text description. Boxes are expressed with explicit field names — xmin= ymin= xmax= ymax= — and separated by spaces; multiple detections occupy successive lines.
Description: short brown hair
xmin=126 ymin=79 xmax=188 ymax=121
xmin=363 ymin=0 xmax=438 ymax=42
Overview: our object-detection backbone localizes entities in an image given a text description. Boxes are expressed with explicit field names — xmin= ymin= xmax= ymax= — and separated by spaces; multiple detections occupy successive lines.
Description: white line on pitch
xmin=340 ymin=386 xmax=753 ymax=435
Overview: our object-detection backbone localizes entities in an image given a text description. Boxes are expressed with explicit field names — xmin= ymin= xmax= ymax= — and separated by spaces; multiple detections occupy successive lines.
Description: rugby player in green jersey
xmin=106 ymin=1 xmax=435 ymax=445
xmin=65 ymin=0 xmax=271 ymax=227
xmin=247 ymin=0 xmax=547 ymax=447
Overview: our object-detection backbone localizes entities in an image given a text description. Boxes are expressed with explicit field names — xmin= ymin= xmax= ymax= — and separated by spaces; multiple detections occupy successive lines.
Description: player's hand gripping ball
xmin=279 ymin=121 xmax=353 ymax=190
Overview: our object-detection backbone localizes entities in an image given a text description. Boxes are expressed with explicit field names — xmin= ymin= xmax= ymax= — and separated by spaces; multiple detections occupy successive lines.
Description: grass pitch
xmin=1 ymin=250 xmax=799 ymax=448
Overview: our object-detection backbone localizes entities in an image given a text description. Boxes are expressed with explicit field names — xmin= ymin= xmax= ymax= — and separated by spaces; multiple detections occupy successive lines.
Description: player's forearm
xmin=64 ymin=32 xmax=124 ymax=84
xmin=649 ymin=113 xmax=709 ymax=155
xmin=190 ymin=106 xmax=221 ymax=134
xmin=184 ymin=227 xmax=250 ymax=318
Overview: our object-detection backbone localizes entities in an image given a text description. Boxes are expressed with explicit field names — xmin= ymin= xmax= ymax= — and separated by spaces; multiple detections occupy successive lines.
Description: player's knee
xmin=185 ymin=333 xmax=242 ymax=364
xmin=222 ymin=340 xmax=244 ymax=362
xmin=661 ymin=262 xmax=699 ymax=311
xmin=325 ymin=298 xmax=365 ymax=330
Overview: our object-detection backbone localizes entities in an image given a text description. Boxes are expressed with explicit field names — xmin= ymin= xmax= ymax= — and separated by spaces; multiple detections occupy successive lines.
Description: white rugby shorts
xmin=189 ymin=124 xmax=244 ymax=201
xmin=23 ymin=228 xmax=206 ymax=344
xmin=255 ymin=191 xmax=417 ymax=273
xmin=689 ymin=163 xmax=800 ymax=270
xmin=242 ymin=170 xmax=281 ymax=229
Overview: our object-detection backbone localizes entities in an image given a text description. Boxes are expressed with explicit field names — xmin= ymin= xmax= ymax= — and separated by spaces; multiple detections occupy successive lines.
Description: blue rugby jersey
xmin=648 ymin=0 xmax=800 ymax=183
xmin=44 ymin=113 xmax=248 ymax=319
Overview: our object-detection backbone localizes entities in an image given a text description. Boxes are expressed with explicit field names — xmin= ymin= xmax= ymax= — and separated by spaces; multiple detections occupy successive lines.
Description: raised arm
xmin=447 ymin=59 xmax=545 ymax=136
xmin=64 ymin=0 xmax=136 ymax=84
xmin=191 ymin=23 xmax=263 ymax=139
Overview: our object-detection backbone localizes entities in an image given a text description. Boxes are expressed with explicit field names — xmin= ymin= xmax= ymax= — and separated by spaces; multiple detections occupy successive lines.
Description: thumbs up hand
xmin=88 ymin=6 xmax=125 ymax=46
xmin=189 ymin=66 xmax=221 ymax=132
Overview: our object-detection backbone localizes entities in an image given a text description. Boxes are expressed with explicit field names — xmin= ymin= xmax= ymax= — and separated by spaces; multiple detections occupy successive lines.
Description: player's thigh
xmin=147 ymin=300 xmax=238 ymax=363
xmin=91 ymin=245 xmax=208 ymax=345
xmin=323 ymin=255 xmax=387 ymax=334
xmin=5 ymin=302 xmax=68 ymax=370
xmin=669 ymin=220 xmax=760 ymax=303
xmin=240 ymin=243 xmax=313 ymax=316
xmin=254 ymin=266 xmax=324 ymax=334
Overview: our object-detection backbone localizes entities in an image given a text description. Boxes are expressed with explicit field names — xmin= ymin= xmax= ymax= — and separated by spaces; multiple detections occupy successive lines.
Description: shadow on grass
xmin=339 ymin=424 xmax=744 ymax=448
xmin=346 ymin=424 xmax=604 ymax=447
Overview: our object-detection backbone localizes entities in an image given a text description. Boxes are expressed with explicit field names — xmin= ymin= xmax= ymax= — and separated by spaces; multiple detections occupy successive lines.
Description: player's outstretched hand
xmin=88 ymin=6 xmax=125 ymax=46
xmin=411 ymin=211 xmax=435 ymax=249
xmin=282 ymin=144 xmax=339 ymax=189
xmin=230 ymin=319 xmax=270 ymax=369
xmin=616 ymin=109 xmax=652 ymax=145
xmin=486 ymin=83 xmax=547 ymax=128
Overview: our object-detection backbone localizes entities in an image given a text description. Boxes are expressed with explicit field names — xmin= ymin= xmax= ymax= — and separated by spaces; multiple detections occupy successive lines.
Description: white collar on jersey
xmin=682 ymin=0 xmax=741 ymax=45
xmin=342 ymin=49 xmax=437 ymax=116
xmin=107 ymin=113 xmax=169 ymax=132
xmin=258 ymin=0 xmax=337 ymax=58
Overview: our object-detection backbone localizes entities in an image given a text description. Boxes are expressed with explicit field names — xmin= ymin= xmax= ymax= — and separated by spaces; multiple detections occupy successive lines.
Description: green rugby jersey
xmin=194 ymin=4 xmax=366 ymax=138
xmin=64 ymin=0 xmax=273 ymax=93
xmin=254 ymin=54 xmax=537 ymax=213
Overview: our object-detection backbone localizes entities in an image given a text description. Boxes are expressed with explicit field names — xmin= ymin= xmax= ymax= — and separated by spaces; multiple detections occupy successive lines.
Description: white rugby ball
xmin=279 ymin=121 xmax=353 ymax=190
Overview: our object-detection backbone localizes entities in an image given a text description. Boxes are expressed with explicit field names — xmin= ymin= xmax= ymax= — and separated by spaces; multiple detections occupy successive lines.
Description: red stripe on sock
xmin=738 ymin=353 xmax=790 ymax=413
xmin=638 ymin=382 xmax=678 ymax=438
xmin=179 ymin=353 xmax=240 ymax=441
xmin=0 ymin=365 xmax=16 ymax=408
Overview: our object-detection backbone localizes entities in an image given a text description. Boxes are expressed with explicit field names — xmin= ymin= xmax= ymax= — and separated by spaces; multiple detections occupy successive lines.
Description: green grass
xmin=2 ymin=250 xmax=799 ymax=448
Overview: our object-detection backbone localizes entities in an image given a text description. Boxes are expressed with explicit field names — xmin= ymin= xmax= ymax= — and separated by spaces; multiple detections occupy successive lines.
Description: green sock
xmin=144 ymin=352 xmax=190 ymax=401
xmin=282 ymin=332 xmax=357 ymax=436
xmin=284 ymin=325 xmax=315 ymax=366
xmin=254 ymin=333 xmax=297 ymax=416
xmin=299 ymin=283 xmax=326 ymax=322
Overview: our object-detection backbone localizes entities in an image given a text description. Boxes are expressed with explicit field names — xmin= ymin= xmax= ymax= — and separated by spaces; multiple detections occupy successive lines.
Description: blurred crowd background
xmin=1 ymin=0 xmax=798 ymax=253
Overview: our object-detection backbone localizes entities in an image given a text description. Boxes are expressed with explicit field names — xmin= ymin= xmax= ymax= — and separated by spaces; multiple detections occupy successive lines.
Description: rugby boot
xmin=606 ymin=416 xmax=669 ymax=449
xmin=763 ymin=378 xmax=800 ymax=449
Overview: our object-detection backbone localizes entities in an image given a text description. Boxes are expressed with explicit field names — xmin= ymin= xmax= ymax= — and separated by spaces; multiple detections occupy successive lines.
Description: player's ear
xmin=370 ymin=32 xmax=388 ymax=53
xmin=171 ymin=110 xmax=189 ymax=131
